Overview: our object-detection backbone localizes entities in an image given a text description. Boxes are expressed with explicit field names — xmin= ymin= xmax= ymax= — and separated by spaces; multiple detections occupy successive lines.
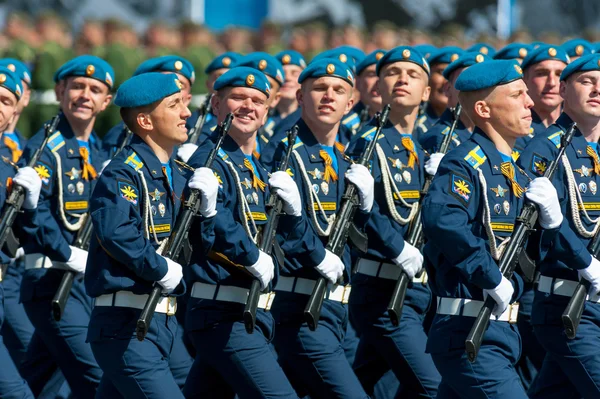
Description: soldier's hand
xmin=66 ymin=246 xmax=88 ymax=273
xmin=268 ymin=171 xmax=302 ymax=216
xmin=246 ymin=250 xmax=275 ymax=290
xmin=484 ymin=276 xmax=514 ymax=317
xmin=345 ymin=164 xmax=374 ymax=212
xmin=393 ymin=242 xmax=423 ymax=279
xmin=525 ymin=177 xmax=563 ymax=229
xmin=188 ymin=167 xmax=219 ymax=218
xmin=425 ymin=152 xmax=444 ymax=176
xmin=158 ymin=257 xmax=183 ymax=293
xmin=315 ymin=249 xmax=344 ymax=285
xmin=579 ymin=256 xmax=600 ymax=297
xmin=177 ymin=143 xmax=199 ymax=163
xmin=14 ymin=167 xmax=42 ymax=210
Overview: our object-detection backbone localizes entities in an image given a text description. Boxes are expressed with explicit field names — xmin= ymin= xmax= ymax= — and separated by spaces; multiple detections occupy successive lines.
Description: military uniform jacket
xmin=530 ymin=109 xmax=547 ymax=136
xmin=271 ymin=108 xmax=302 ymax=142
xmin=517 ymin=112 xmax=596 ymax=282
xmin=101 ymin=121 xmax=129 ymax=159
xmin=414 ymin=103 xmax=439 ymax=143
xmin=341 ymin=108 xmax=361 ymax=136
xmin=422 ymin=129 xmax=537 ymax=302
xmin=186 ymin=135 xmax=312 ymax=289
xmin=85 ymin=135 xmax=209 ymax=297
xmin=265 ymin=119 xmax=371 ymax=282
xmin=418 ymin=108 xmax=471 ymax=154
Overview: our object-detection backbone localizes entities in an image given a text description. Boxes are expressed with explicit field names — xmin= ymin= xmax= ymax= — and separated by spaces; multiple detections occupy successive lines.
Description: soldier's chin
xmin=70 ymin=108 xmax=94 ymax=121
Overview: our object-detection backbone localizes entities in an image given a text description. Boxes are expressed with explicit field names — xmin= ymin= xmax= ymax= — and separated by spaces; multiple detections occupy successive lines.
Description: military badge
xmin=67 ymin=183 xmax=75 ymax=194
xmin=312 ymin=183 xmax=320 ymax=194
xmin=394 ymin=173 xmax=402 ymax=183
xmin=591 ymin=180 xmax=597 ymax=195
xmin=65 ymin=167 xmax=81 ymax=180
xmin=503 ymin=200 xmax=510 ymax=215
xmin=118 ymin=181 xmax=138 ymax=205
xmin=34 ymin=162 xmax=52 ymax=185
xmin=451 ymin=174 xmax=472 ymax=203
xmin=402 ymin=170 xmax=411 ymax=184
xmin=494 ymin=203 xmax=502 ymax=214
xmin=580 ymin=182 xmax=588 ymax=193
xmin=158 ymin=203 xmax=166 ymax=217
xmin=321 ymin=181 xmax=329 ymax=195
xmin=149 ymin=188 xmax=165 ymax=201
xmin=491 ymin=185 xmax=507 ymax=197
xmin=574 ymin=165 xmax=591 ymax=177
xmin=531 ymin=154 xmax=547 ymax=176
xmin=76 ymin=181 xmax=84 ymax=195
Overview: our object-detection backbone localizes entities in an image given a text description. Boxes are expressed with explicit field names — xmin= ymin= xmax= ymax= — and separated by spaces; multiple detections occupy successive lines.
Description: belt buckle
xmin=508 ymin=302 xmax=519 ymax=324
xmin=342 ymin=285 xmax=351 ymax=304
xmin=166 ymin=297 xmax=177 ymax=316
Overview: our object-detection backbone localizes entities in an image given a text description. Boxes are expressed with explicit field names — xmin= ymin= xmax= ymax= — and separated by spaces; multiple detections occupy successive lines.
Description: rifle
xmin=243 ymin=126 xmax=299 ymax=334
xmin=135 ymin=113 xmax=233 ymax=341
xmin=52 ymin=125 xmax=134 ymax=321
xmin=304 ymin=104 xmax=391 ymax=331
xmin=187 ymin=93 xmax=214 ymax=145
xmin=465 ymin=122 xmax=576 ymax=362
xmin=387 ymin=104 xmax=462 ymax=327
xmin=0 ymin=115 xmax=60 ymax=249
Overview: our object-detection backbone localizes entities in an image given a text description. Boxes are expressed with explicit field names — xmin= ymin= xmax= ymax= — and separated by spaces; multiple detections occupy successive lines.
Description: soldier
xmin=467 ymin=43 xmax=496 ymax=57
xmin=493 ymin=43 xmax=532 ymax=64
xmin=422 ymin=59 xmax=562 ymax=398
xmin=518 ymin=53 xmax=600 ymax=399
xmin=0 ymin=59 xmax=30 ymax=161
xmin=353 ymin=49 xmax=386 ymax=128
xmin=19 ymin=55 xmax=114 ymax=397
xmin=86 ymin=72 xmax=217 ymax=398
xmin=561 ymin=38 xmax=593 ymax=61
xmin=183 ymin=66 xmax=299 ymax=398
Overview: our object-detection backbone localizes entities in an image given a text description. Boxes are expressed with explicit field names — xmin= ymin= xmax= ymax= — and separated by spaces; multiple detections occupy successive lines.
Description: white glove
xmin=9 ymin=247 xmax=25 ymax=266
xmin=13 ymin=167 xmax=42 ymax=210
xmin=484 ymin=276 xmax=514 ymax=317
xmin=525 ymin=177 xmax=563 ymax=229
xmin=424 ymin=152 xmax=444 ymax=176
xmin=269 ymin=171 xmax=302 ymax=217
xmin=157 ymin=257 xmax=183 ymax=293
xmin=345 ymin=164 xmax=374 ymax=212
xmin=315 ymin=249 xmax=345 ymax=284
xmin=188 ymin=167 xmax=219 ymax=218
xmin=99 ymin=160 xmax=110 ymax=175
xmin=579 ymin=256 xmax=600 ymax=298
xmin=177 ymin=143 xmax=199 ymax=163
xmin=65 ymin=246 xmax=88 ymax=273
xmin=246 ymin=250 xmax=275 ymax=290
xmin=392 ymin=242 xmax=423 ymax=279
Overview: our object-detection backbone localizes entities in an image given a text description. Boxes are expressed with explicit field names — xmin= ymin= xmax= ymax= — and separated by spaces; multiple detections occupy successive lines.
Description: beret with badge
xmin=442 ymin=51 xmax=492 ymax=80
xmin=355 ymin=49 xmax=387 ymax=76
xmin=521 ymin=44 xmax=570 ymax=71
xmin=298 ymin=58 xmax=355 ymax=87
xmin=55 ymin=55 xmax=115 ymax=90
xmin=561 ymin=38 xmax=594 ymax=58
xmin=205 ymin=52 xmax=241 ymax=74
xmin=134 ymin=55 xmax=195 ymax=86
xmin=560 ymin=53 xmax=600 ymax=82
xmin=275 ymin=50 xmax=307 ymax=69
xmin=0 ymin=66 xmax=23 ymax=101
xmin=236 ymin=52 xmax=285 ymax=87
xmin=467 ymin=43 xmax=497 ymax=57
xmin=312 ymin=48 xmax=359 ymax=73
xmin=0 ymin=58 xmax=31 ymax=87
xmin=494 ymin=43 xmax=532 ymax=60
xmin=114 ymin=72 xmax=183 ymax=108
xmin=213 ymin=66 xmax=271 ymax=98
xmin=428 ymin=46 xmax=465 ymax=65
xmin=376 ymin=46 xmax=430 ymax=76
xmin=455 ymin=59 xmax=523 ymax=92
xmin=334 ymin=46 xmax=366 ymax=64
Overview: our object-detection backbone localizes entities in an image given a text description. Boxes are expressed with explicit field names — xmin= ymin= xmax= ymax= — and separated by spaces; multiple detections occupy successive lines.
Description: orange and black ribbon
xmin=500 ymin=162 xmax=525 ymax=198
xmin=243 ymin=158 xmax=267 ymax=191
xmin=401 ymin=137 xmax=419 ymax=169
xmin=586 ymin=146 xmax=600 ymax=175
xmin=319 ymin=150 xmax=338 ymax=182
xmin=3 ymin=137 xmax=21 ymax=163
xmin=79 ymin=147 xmax=98 ymax=181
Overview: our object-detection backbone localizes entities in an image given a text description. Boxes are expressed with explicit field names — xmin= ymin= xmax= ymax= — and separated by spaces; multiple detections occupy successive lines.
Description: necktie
xmin=243 ymin=158 xmax=266 ymax=191
xmin=79 ymin=147 xmax=97 ymax=181
xmin=401 ymin=136 xmax=419 ymax=169
xmin=3 ymin=137 xmax=21 ymax=163
xmin=319 ymin=150 xmax=338 ymax=183
xmin=586 ymin=146 xmax=600 ymax=175
xmin=500 ymin=162 xmax=525 ymax=198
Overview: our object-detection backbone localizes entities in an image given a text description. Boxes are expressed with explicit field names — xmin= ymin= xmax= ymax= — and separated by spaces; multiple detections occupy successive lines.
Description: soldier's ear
xmin=99 ymin=94 xmax=113 ymax=112
xmin=474 ymin=100 xmax=491 ymax=119
xmin=422 ymin=85 xmax=431 ymax=102
xmin=137 ymin=112 xmax=153 ymax=132
xmin=559 ymin=81 xmax=567 ymax=99
xmin=211 ymin=93 xmax=220 ymax=117
xmin=296 ymin=87 xmax=303 ymax=107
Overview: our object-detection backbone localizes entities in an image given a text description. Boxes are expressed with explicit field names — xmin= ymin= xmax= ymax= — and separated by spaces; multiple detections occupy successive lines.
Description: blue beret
xmin=114 ymin=72 xmax=183 ymax=108
xmin=0 ymin=59 xmax=31 ymax=87
xmin=298 ymin=58 xmax=355 ymax=87
xmin=0 ymin=67 xmax=23 ymax=100
xmin=214 ymin=66 xmax=271 ymax=98
xmin=275 ymin=50 xmax=307 ymax=69
xmin=455 ymin=59 xmax=523 ymax=92
xmin=594 ymin=43 xmax=600 ymax=53
xmin=442 ymin=52 xmax=491 ymax=80
xmin=530 ymin=41 xmax=547 ymax=50
xmin=561 ymin=39 xmax=594 ymax=58
xmin=312 ymin=49 xmax=358 ymax=73
xmin=335 ymin=46 xmax=366 ymax=63
xmin=494 ymin=43 xmax=532 ymax=60
xmin=205 ymin=52 xmax=241 ymax=74
xmin=237 ymin=52 xmax=285 ymax=87
xmin=466 ymin=43 xmax=496 ymax=57
xmin=376 ymin=46 xmax=430 ymax=76
xmin=560 ymin=53 xmax=600 ymax=81
xmin=413 ymin=44 xmax=437 ymax=60
xmin=56 ymin=55 xmax=115 ymax=89
xmin=134 ymin=55 xmax=195 ymax=85
xmin=521 ymin=45 xmax=570 ymax=70
xmin=428 ymin=47 xmax=465 ymax=65
xmin=356 ymin=49 xmax=387 ymax=75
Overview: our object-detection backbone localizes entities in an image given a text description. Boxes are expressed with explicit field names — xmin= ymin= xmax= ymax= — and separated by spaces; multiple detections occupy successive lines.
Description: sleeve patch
xmin=450 ymin=173 xmax=473 ymax=204
xmin=34 ymin=161 xmax=52 ymax=185
xmin=531 ymin=153 xmax=548 ymax=177
xmin=118 ymin=179 xmax=139 ymax=205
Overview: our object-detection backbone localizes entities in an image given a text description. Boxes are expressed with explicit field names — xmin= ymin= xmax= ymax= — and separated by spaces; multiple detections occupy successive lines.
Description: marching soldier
xmin=0 ymin=58 xmax=29 ymax=161
xmin=493 ymin=43 xmax=532 ymax=64
xmin=561 ymin=38 xmax=593 ymax=61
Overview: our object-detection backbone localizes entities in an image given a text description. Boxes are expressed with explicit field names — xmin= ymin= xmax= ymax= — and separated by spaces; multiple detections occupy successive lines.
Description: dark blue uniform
xmin=346 ymin=120 xmax=441 ymax=398
xmin=184 ymin=136 xmax=299 ymax=398
xmin=86 ymin=135 xmax=196 ymax=398
xmin=418 ymin=108 xmax=471 ymax=154
xmin=518 ymin=113 xmax=600 ymax=399
xmin=422 ymin=129 xmax=537 ymax=398
xmin=271 ymin=108 xmax=302 ymax=142
xmin=414 ymin=103 xmax=439 ymax=143
xmin=18 ymin=114 xmax=105 ymax=398
xmin=185 ymin=109 xmax=217 ymax=135
xmin=264 ymin=119 xmax=370 ymax=399
xmin=101 ymin=121 xmax=129 ymax=159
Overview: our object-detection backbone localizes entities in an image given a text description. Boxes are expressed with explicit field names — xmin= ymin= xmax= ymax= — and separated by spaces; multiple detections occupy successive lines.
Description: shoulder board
xmin=463 ymin=145 xmax=487 ymax=169
xmin=210 ymin=125 xmax=217 ymax=132
xmin=417 ymin=115 xmax=427 ymax=124
xmin=441 ymin=126 xmax=451 ymax=136
xmin=361 ymin=127 xmax=377 ymax=141
xmin=342 ymin=113 xmax=359 ymax=126
xmin=174 ymin=159 xmax=195 ymax=172
xmin=282 ymin=136 xmax=304 ymax=149
xmin=124 ymin=151 xmax=143 ymax=171
xmin=260 ymin=135 xmax=269 ymax=144
xmin=46 ymin=131 xmax=65 ymax=153
xmin=217 ymin=148 xmax=229 ymax=161
xmin=547 ymin=130 xmax=562 ymax=148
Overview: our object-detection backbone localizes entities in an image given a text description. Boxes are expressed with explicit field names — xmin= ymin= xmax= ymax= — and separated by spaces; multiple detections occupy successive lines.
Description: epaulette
xmin=210 ymin=125 xmax=217 ymax=132
xmin=260 ymin=135 xmax=269 ymax=144
xmin=342 ymin=112 xmax=360 ymax=127
xmin=547 ymin=130 xmax=562 ymax=148
xmin=217 ymin=148 xmax=229 ymax=161
xmin=361 ymin=126 xmax=385 ymax=141
xmin=282 ymin=136 xmax=304 ymax=149
xmin=124 ymin=151 xmax=143 ymax=171
xmin=464 ymin=145 xmax=487 ymax=169
xmin=174 ymin=159 xmax=195 ymax=172
xmin=46 ymin=131 xmax=65 ymax=153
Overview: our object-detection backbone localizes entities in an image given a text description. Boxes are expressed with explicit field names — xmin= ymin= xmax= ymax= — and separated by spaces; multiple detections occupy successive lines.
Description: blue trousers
xmin=515 ymin=285 xmax=545 ymax=390
xmin=183 ymin=299 xmax=297 ymax=399
xmin=350 ymin=280 xmax=440 ymax=398
xmin=89 ymin=307 xmax=192 ymax=399
xmin=271 ymin=292 xmax=368 ymax=399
